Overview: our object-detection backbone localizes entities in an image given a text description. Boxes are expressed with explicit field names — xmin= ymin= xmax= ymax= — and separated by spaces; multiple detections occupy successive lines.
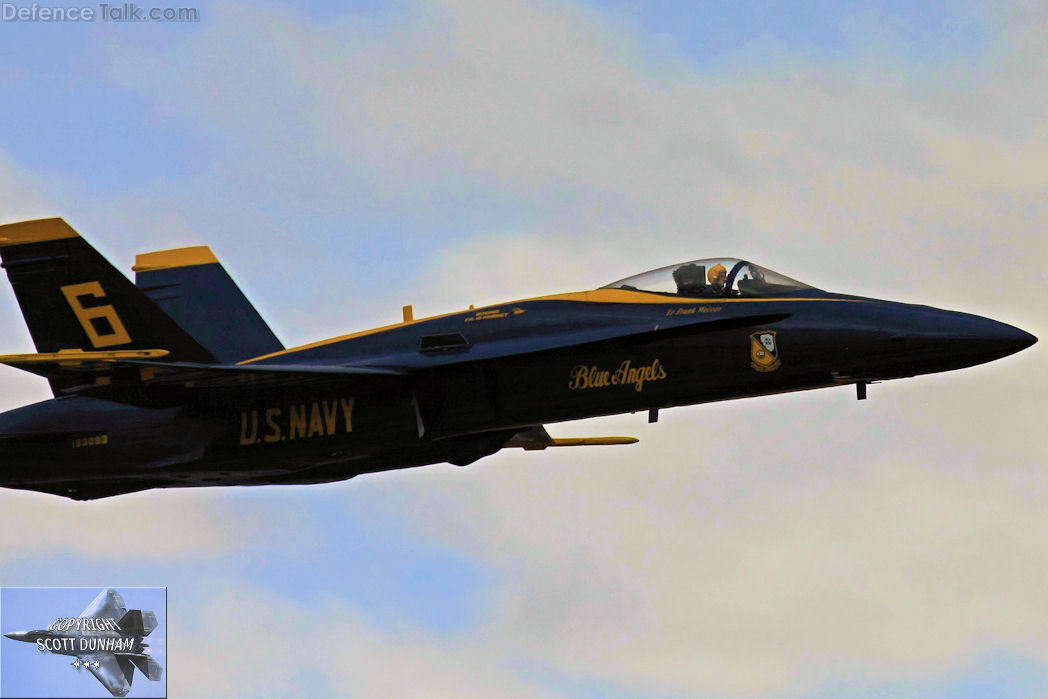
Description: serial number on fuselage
xmin=239 ymin=398 xmax=355 ymax=446
xmin=72 ymin=434 xmax=108 ymax=449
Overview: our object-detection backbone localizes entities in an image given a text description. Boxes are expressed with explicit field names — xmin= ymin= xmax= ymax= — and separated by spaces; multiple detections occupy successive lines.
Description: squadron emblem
xmin=750 ymin=331 xmax=780 ymax=372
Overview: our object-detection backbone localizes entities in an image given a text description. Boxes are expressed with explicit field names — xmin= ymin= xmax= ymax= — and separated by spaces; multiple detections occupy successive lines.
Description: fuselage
xmin=0 ymin=285 xmax=1035 ymax=499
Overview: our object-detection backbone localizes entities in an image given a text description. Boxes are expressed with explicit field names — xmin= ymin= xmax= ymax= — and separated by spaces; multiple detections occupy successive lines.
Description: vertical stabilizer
xmin=134 ymin=246 xmax=284 ymax=363
xmin=0 ymin=219 xmax=216 ymax=393
xmin=116 ymin=609 xmax=158 ymax=637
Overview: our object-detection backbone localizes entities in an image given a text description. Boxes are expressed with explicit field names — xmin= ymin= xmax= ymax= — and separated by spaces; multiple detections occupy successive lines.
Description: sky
xmin=0 ymin=0 xmax=1045 ymax=696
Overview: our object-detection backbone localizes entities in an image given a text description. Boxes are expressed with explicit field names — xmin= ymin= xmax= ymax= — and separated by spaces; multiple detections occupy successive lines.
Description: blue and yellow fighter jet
xmin=0 ymin=218 xmax=1036 ymax=500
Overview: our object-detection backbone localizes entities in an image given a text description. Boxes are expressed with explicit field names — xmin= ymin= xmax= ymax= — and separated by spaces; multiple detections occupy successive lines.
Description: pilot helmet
xmin=673 ymin=263 xmax=702 ymax=284
xmin=708 ymin=263 xmax=727 ymax=284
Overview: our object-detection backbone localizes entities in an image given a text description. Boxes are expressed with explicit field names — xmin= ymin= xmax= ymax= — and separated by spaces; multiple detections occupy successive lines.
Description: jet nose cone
xmin=866 ymin=306 xmax=1037 ymax=378
xmin=4 ymin=631 xmax=28 ymax=641
xmin=962 ymin=316 xmax=1037 ymax=361
xmin=1012 ymin=327 xmax=1037 ymax=352
xmin=908 ymin=310 xmax=1038 ymax=373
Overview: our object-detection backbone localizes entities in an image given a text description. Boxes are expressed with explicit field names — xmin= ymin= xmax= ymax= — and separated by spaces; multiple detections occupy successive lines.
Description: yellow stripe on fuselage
xmin=239 ymin=289 xmax=865 ymax=365
xmin=0 ymin=218 xmax=79 ymax=247
xmin=544 ymin=289 xmax=862 ymax=305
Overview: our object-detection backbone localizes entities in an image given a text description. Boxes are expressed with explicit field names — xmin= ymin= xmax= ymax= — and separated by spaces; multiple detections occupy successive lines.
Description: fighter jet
xmin=0 ymin=218 xmax=1036 ymax=499
xmin=3 ymin=588 xmax=163 ymax=697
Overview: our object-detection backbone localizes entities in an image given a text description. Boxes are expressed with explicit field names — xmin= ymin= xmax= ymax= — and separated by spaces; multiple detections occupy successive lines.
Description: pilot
xmin=704 ymin=263 xmax=728 ymax=296
xmin=672 ymin=264 xmax=706 ymax=297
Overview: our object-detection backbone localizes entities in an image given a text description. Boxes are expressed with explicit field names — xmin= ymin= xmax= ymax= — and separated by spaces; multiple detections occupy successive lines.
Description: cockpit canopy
xmin=602 ymin=258 xmax=814 ymax=298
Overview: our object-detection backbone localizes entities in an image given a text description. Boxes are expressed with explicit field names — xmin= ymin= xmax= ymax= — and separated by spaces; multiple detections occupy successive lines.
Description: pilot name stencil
xmin=463 ymin=307 xmax=526 ymax=323
xmin=666 ymin=306 xmax=722 ymax=316
xmin=569 ymin=359 xmax=667 ymax=393
xmin=239 ymin=397 xmax=355 ymax=445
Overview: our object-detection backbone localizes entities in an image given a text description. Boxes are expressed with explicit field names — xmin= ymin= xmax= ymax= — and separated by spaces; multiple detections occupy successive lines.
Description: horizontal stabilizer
xmin=129 ymin=653 xmax=164 ymax=681
xmin=505 ymin=426 xmax=638 ymax=450
xmin=0 ymin=349 xmax=169 ymax=365
xmin=117 ymin=609 xmax=157 ymax=637
xmin=117 ymin=656 xmax=136 ymax=690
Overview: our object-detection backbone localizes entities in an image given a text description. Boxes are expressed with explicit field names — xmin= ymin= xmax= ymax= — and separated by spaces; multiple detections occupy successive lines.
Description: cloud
xmin=0 ymin=486 xmax=318 ymax=568
xmin=172 ymin=0 xmax=1045 ymax=323
xmin=356 ymin=373 xmax=1047 ymax=694
xmin=94 ymin=0 xmax=1048 ymax=324
xmin=170 ymin=581 xmax=551 ymax=698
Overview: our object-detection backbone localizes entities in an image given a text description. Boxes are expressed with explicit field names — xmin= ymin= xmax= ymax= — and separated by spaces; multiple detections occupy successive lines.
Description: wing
xmin=79 ymin=588 xmax=127 ymax=620
xmin=85 ymin=653 xmax=134 ymax=697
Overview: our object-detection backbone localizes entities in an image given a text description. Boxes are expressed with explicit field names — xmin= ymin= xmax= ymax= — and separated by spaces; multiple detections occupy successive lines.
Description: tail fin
xmin=129 ymin=654 xmax=163 ymax=681
xmin=134 ymin=246 xmax=284 ymax=363
xmin=116 ymin=609 xmax=158 ymax=637
xmin=0 ymin=219 xmax=216 ymax=381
